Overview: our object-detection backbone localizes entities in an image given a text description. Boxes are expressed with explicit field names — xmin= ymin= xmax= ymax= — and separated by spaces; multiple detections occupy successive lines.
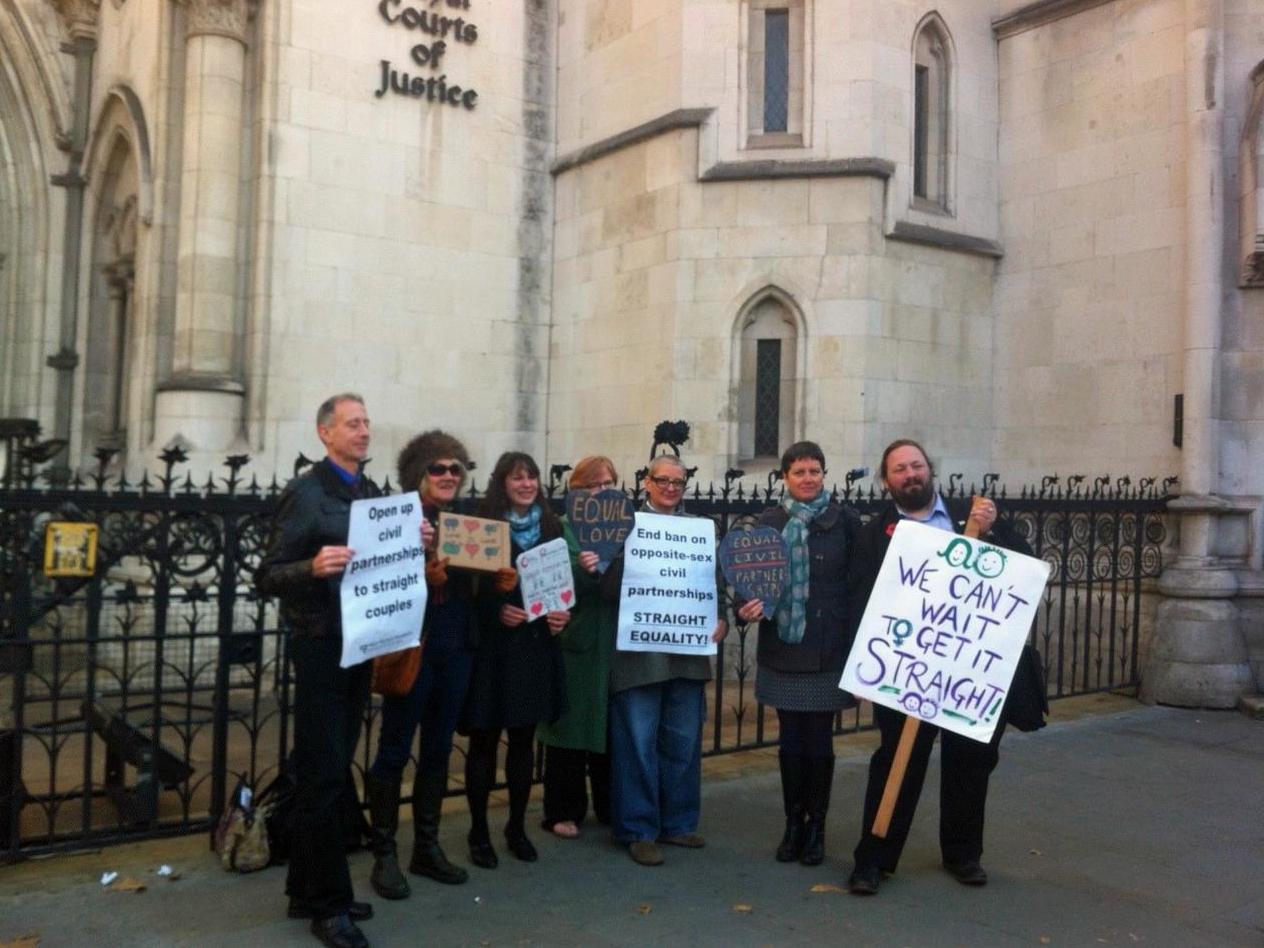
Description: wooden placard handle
xmin=870 ymin=497 xmax=987 ymax=838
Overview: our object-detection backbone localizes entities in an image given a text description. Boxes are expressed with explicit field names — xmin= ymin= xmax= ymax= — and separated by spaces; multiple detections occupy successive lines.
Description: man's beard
xmin=891 ymin=478 xmax=936 ymax=511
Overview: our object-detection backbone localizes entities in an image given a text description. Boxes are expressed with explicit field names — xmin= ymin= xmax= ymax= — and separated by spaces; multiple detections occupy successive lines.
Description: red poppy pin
xmin=885 ymin=523 xmax=897 ymax=537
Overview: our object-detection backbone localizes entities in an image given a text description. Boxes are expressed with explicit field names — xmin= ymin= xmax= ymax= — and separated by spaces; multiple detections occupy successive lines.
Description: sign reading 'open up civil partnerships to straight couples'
xmin=340 ymin=492 xmax=428 ymax=669
xmin=840 ymin=520 xmax=1051 ymax=744
xmin=617 ymin=512 xmax=718 ymax=656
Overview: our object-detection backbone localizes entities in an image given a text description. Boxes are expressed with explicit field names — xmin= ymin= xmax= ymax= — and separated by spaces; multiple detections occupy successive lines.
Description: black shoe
xmin=365 ymin=775 xmax=410 ymax=900
xmin=309 ymin=914 xmax=369 ymax=948
xmin=943 ymin=859 xmax=988 ymax=886
xmin=468 ymin=833 xmax=498 ymax=869
xmin=289 ymin=900 xmax=372 ymax=921
xmin=775 ymin=753 xmax=806 ymax=863
xmin=848 ymin=865 xmax=881 ymax=895
xmin=505 ymin=831 xmax=538 ymax=862
xmin=799 ymin=756 xmax=834 ymax=867
xmin=409 ymin=844 xmax=469 ymax=885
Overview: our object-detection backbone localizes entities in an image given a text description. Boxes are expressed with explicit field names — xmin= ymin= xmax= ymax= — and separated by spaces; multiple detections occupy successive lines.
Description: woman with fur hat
xmin=365 ymin=430 xmax=492 ymax=900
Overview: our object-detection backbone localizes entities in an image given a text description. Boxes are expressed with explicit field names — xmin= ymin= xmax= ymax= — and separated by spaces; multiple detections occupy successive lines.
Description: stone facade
xmin=1 ymin=0 xmax=1261 ymax=702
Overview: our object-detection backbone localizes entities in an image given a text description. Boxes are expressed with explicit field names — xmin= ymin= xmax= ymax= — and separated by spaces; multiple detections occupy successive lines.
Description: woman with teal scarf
xmin=462 ymin=452 xmax=569 ymax=869
xmin=735 ymin=441 xmax=864 ymax=867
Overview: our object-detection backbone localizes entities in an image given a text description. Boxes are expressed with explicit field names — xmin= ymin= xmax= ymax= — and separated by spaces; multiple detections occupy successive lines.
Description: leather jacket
xmin=256 ymin=458 xmax=380 ymax=638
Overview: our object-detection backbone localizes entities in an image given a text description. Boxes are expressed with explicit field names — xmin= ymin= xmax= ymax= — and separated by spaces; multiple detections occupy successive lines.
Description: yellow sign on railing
xmin=43 ymin=522 xmax=99 ymax=577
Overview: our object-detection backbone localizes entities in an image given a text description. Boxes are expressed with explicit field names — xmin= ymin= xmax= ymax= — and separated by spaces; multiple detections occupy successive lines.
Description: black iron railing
xmin=0 ymin=448 xmax=1172 ymax=860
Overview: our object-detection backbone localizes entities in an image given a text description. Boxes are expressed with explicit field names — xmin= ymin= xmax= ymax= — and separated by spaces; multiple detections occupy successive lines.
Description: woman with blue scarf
xmin=461 ymin=452 xmax=569 ymax=869
xmin=735 ymin=441 xmax=863 ymax=867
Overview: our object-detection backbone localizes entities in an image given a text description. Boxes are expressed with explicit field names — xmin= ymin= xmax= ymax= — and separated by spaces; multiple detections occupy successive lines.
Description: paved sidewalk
xmin=0 ymin=698 xmax=1260 ymax=947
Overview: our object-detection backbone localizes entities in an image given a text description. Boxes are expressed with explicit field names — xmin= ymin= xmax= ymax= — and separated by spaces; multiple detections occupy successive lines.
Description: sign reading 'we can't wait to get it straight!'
xmin=840 ymin=520 xmax=1051 ymax=744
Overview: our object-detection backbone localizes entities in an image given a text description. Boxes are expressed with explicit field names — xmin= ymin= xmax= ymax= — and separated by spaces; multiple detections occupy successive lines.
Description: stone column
xmin=1141 ymin=0 xmax=1254 ymax=707
xmin=153 ymin=0 xmax=251 ymax=453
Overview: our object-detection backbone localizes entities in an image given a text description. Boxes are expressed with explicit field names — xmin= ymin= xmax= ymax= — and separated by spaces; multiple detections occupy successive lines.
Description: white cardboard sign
xmin=840 ymin=520 xmax=1050 ymax=743
xmin=616 ymin=512 xmax=718 ymax=656
xmin=516 ymin=537 xmax=576 ymax=617
xmin=339 ymin=492 xmax=427 ymax=669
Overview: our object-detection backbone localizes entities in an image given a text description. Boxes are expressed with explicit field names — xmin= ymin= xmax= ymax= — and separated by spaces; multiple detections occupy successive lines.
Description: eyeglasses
xmin=426 ymin=463 xmax=463 ymax=477
xmin=649 ymin=476 xmax=687 ymax=490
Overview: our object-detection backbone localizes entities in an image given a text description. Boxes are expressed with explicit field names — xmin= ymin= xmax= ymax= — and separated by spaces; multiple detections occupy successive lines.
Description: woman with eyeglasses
xmin=734 ymin=441 xmax=863 ymax=867
xmin=537 ymin=455 xmax=620 ymax=839
xmin=461 ymin=451 xmax=569 ymax=868
xmin=365 ymin=431 xmax=487 ymax=900
xmin=599 ymin=454 xmax=727 ymax=867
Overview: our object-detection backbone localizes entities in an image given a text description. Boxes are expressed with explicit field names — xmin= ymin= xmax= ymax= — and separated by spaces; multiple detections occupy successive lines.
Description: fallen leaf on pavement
xmin=0 ymin=934 xmax=40 ymax=948
xmin=1039 ymin=937 xmax=1052 ymax=944
xmin=1029 ymin=849 xmax=1043 ymax=856
xmin=733 ymin=904 xmax=753 ymax=913
xmin=810 ymin=883 xmax=847 ymax=893
xmin=106 ymin=878 xmax=147 ymax=893
xmin=637 ymin=904 xmax=652 ymax=915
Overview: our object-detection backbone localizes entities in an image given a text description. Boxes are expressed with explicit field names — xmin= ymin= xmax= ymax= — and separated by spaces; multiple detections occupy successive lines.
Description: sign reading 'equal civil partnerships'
xmin=340 ymin=492 xmax=428 ymax=669
xmin=718 ymin=525 xmax=789 ymax=605
xmin=839 ymin=520 xmax=1051 ymax=744
xmin=617 ymin=513 xmax=718 ymax=656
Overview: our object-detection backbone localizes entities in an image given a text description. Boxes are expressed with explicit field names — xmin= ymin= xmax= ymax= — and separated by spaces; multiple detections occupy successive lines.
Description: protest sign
xmin=719 ymin=525 xmax=789 ymax=605
xmin=565 ymin=489 xmax=635 ymax=571
xmin=340 ymin=491 xmax=428 ymax=669
xmin=437 ymin=513 xmax=510 ymax=572
xmin=616 ymin=512 xmax=718 ymax=656
xmin=840 ymin=519 xmax=1050 ymax=744
xmin=516 ymin=537 xmax=576 ymax=617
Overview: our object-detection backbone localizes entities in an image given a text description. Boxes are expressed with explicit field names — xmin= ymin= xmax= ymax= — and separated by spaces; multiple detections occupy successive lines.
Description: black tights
xmin=777 ymin=709 xmax=835 ymax=759
xmin=465 ymin=725 xmax=536 ymax=841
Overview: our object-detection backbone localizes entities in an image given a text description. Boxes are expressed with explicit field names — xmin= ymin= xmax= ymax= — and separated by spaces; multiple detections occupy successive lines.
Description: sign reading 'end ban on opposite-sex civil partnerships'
xmin=340 ymin=492 xmax=428 ymax=669
xmin=840 ymin=520 xmax=1051 ymax=743
xmin=617 ymin=512 xmax=718 ymax=656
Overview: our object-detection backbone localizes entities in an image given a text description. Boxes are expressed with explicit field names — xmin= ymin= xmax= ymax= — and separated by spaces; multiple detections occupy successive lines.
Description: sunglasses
xmin=426 ymin=463 xmax=464 ymax=477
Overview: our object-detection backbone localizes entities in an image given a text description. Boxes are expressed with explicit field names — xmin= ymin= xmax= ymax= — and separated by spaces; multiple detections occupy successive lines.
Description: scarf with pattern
xmin=507 ymin=504 xmax=542 ymax=550
xmin=774 ymin=491 xmax=831 ymax=644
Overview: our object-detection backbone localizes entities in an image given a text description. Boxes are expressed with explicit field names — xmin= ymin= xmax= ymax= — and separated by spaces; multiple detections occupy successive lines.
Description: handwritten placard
xmin=719 ymin=525 xmax=789 ymax=605
xmin=437 ymin=513 xmax=510 ymax=572
xmin=616 ymin=512 xmax=718 ymax=656
xmin=840 ymin=520 xmax=1050 ymax=743
xmin=515 ymin=537 xmax=576 ymax=617
xmin=565 ymin=488 xmax=635 ymax=571
xmin=340 ymin=492 xmax=428 ymax=669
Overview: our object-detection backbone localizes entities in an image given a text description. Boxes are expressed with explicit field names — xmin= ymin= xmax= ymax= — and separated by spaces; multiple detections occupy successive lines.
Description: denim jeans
xmin=370 ymin=640 xmax=474 ymax=781
xmin=608 ymin=678 xmax=705 ymax=843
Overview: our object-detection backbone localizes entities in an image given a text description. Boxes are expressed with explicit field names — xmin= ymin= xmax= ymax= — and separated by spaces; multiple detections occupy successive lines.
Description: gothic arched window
xmin=912 ymin=14 xmax=952 ymax=212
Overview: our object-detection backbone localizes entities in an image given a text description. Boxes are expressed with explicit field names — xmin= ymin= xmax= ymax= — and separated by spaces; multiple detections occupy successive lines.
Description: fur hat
xmin=397 ymin=429 xmax=471 ymax=491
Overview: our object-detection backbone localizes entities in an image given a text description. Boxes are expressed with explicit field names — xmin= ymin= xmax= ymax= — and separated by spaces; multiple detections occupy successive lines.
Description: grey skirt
xmin=755 ymin=666 xmax=857 ymax=713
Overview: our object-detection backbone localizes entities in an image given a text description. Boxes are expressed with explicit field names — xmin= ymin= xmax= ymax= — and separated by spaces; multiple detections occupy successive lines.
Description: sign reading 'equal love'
xmin=565 ymin=489 xmax=635 ymax=571
xmin=718 ymin=525 xmax=789 ymax=606
xmin=839 ymin=520 xmax=1051 ymax=744
xmin=436 ymin=514 xmax=510 ymax=573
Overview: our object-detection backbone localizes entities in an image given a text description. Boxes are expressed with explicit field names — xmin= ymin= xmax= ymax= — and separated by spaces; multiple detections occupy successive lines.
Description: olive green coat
xmin=537 ymin=522 xmax=615 ymax=753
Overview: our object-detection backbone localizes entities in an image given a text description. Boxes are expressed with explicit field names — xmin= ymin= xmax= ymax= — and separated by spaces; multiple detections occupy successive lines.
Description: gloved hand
xmin=493 ymin=567 xmax=518 ymax=594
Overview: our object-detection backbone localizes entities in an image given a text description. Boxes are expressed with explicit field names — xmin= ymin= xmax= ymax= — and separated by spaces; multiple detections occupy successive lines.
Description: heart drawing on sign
xmin=443 ymin=517 xmax=459 ymax=530
xmin=529 ymin=602 xmax=544 ymax=616
xmin=484 ymin=523 xmax=499 ymax=533
xmin=463 ymin=519 xmax=479 ymax=532
xmin=442 ymin=542 xmax=461 ymax=555
xmin=560 ymin=590 xmax=573 ymax=605
xmin=484 ymin=546 xmax=499 ymax=558
xmin=465 ymin=542 xmax=480 ymax=556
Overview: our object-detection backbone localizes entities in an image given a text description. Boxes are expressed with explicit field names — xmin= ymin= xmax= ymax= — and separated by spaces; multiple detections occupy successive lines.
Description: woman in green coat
xmin=538 ymin=455 xmax=620 ymax=837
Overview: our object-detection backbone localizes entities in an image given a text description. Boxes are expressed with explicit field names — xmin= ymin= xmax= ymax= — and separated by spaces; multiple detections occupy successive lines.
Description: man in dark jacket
xmin=847 ymin=439 xmax=1043 ymax=896
xmin=257 ymin=393 xmax=383 ymax=948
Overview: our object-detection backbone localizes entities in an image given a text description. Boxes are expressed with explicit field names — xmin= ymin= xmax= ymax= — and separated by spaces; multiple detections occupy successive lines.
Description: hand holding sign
xmin=566 ymin=489 xmax=635 ymax=571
